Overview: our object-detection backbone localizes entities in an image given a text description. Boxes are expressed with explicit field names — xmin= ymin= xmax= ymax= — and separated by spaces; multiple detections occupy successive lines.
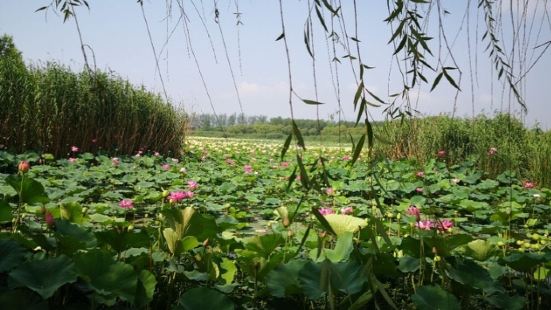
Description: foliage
xmin=0 ymin=34 xmax=187 ymax=157
xmin=191 ymin=113 xmax=551 ymax=187
xmin=0 ymin=138 xmax=550 ymax=308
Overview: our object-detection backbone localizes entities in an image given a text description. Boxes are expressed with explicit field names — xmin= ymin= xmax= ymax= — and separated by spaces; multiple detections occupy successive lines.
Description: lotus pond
xmin=0 ymin=138 xmax=550 ymax=309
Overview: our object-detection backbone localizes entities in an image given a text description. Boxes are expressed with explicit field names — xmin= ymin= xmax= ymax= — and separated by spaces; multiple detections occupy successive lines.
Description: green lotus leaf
xmin=9 ymin=255 xmax=77 ymax=299
xmin=176 ymin=287 xmax=235 ymax=310
xmin=324 ymin=214 xmax=367 ymax=236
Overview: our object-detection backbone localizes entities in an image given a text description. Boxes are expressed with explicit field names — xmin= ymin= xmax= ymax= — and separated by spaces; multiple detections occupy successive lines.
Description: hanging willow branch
xmin=479 ymin=0 xmax=527 ymax=113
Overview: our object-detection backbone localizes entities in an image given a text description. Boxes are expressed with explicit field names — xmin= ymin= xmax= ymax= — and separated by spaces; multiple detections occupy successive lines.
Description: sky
xmin=1 ymin=0 xmax=550 ymax=129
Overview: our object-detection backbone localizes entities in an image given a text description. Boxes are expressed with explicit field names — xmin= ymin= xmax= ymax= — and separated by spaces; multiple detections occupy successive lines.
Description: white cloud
xmin=237 ymin=81 xmax=287 ymax=96
xmin=238 ymin=81 xmax=261 ymax=95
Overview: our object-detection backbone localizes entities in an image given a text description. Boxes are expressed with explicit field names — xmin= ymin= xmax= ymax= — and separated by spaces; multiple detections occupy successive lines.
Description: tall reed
xmin=373 ymin=114 xmax=550 ymax=187
xmin=0 ymin=35 xmax=187 ymax=157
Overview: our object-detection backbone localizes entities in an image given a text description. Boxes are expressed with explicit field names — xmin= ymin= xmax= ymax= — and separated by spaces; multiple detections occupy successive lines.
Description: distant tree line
xmin=187 ymin=113 xmax=368 ymax=139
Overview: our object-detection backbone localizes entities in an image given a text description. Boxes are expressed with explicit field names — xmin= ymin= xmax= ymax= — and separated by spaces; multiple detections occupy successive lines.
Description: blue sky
xmin=1 ymin=1 xmax=550 ymax=128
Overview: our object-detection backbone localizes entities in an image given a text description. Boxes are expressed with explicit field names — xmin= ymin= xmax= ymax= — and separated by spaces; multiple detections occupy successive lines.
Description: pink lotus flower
xmin=244 ymin=165 xmax=253 ymax=174
xmin=162 ymin=164 xmax=170 ymax=171
xmin=437 ymin=219 xmax=454 ymax=232
xmin=415 ymin=187 xmax=424 ymax=193
xmin=415 ymin=220 xmax=434 ymax=230
xmin=44 ymin=212 xmax=55 ymax=227
xmin=18 ymin=160 xmax=30 ymax=173
xmin=342 ymin=155 xmax=351 ymax=161
xmin=523 ymin=180 xmax=535 ymax=189
xmin=68 ymin=157 xmax=77 ymax=164
xmin=406 ymin=205 xmax=421 ymax=219
xmin=168 ymin=191 xmax=193 ymax=203
xmin=135 ymin=150 xmax=143 ymax=157
xmin=154 ymin=151 xmax=160 ymax=157
xmin=71 ymin=145 xmax=80 ymax=153
xmin=318 ymin=207 xmax=335 ymax=216
xmin=437 ymin=149 xmax=446 ymax=159
xmin=91 ymin=138 xmax=97 ymax=144
xmin=225 ymin=158 xmax=235 ymax=165
xmin=119 ymin=199 xmax=134 ymax=209
xmin=187 ymin=180 xmax=198 ymax=191
xmin=111 ymin=157 xmax=120 ymax=166
xmin=416 ymin=171 xmax=425 ymax=178
xmin=325 ymin=187 xmax=335 ymax=196
xmin=280 ymin=161 xmax=289 ymax=168
xmin=487 ymin=147 xmax=497 ymax=156
xmin=340 ymin=207 xmax=353 ymax=215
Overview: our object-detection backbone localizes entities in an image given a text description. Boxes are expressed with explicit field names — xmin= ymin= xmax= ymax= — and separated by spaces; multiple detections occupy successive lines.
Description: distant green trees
xmin=189 ymin=113 xmax=368 ymax=139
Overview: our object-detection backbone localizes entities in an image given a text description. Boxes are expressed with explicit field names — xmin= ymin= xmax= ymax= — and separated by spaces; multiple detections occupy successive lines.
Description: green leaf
xmin=163 ymin=228 xmax=181 ymax=255
xmin=353 ymin=81 xmax=364 ymax=106
xmin=366 ymin=119 xmax=374 ymax=150
xmin=398 ymin=255 xmax=420 ymax=273
xmin=9 ymin=255 xmax=77 ymax=299
xmin=311 ymin=207 xmax=337 ymax=236
xmin=96 ymin=229 xmax=150 ymax=254
xmin=55 ymin=220 xmax=97 ymax=253
xmin=412 ymin=285 xmax=460 ymax=310
xmin=266 ymin=259 xmax=307 ymax=297
xmin=315 ymin=5 xmax=328 ymax=32
xmin=355 ymin=98 xmax=366 ymax=125
xmin=366 ymin=89 xmax=385 ymax=104
xmin=74 ymin=249 xmax=138 ymax=302
xmin=0 ymin=239 xmax=28 ymax=272
xmin=60 ymin=202 xmax=83 ymax=224
xmin=302 ymin=99 xmax=325 ymax=105
xmin=486 ymin=293 xmax=525 ymax=310
xmin=331 ymin=261 xmax=368 ymax=294
xmin=220 ymin=258 xmax=237 ymax=284
xmin=465 ymin=239 xmax=494 ymax=261
xmin=443 ymin=69 xmax=461 ymax=91
xmin=296 ymin=154 xmax=310 ymax=189
xmin=35 ymin=6 xmax=49 ymax=12
xmin=323 ymin=232 xmax=354 ymax=263
xmin=431 ymin=72 xmax=444 ymax=91
xmin=298 ymin=261 xmax=324 ymax=299
xmin=292 ymin=120 xmax=305 ymax=149
xmin=0 ymin=288 xmax=47 ymax=309
xmin=446 ymin=259 xmax=500 ymax=293
xmin=320 ymin=0 xmax=339 ymax=15
xmin=0 ymin=199 xmax=12 ymax=223
xmin=181 ymin=236 xmax=200 ymax=251
xmin=280 ymin=133 xmax=292 ymax=160
xmin=350 ymin=134 xmax=365 ymax=165
xmin=135 ymin=270 xmax=156 ymax=307
xmin=186 ymin=213 xmax=218 ymax=241
xmin=176 ymin=287 xmax=235 ymax=310
xmin=501 ymin=252 xmax=548 ymax=272
xmin=245 ymin=233 xmax=284 ymax=258
xmin=324 ymin=214 xmax=367 ymax=236
xmin=534 ymin=266 xmax=550 ymax=281
xmin=304 ymin=22 xmax=313 ymax=58
xmin=349 ymin=290 xmax=374 ymax=310
xmin=393 ymin=35 xmax=407 ymax=55
xmin=6 ymin=175 xmax=49 ymax=204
